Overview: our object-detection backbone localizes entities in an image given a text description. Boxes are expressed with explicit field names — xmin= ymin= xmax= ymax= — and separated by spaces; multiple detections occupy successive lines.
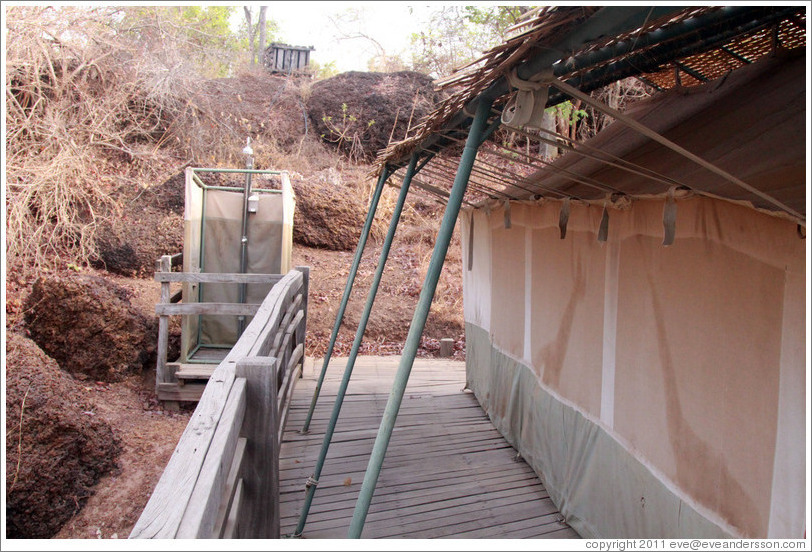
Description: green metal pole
xmin=192 ymin=167 xmax=286 ymax=174
xmin=293 ymin=153 xmax=420 ymax=536
xmin=347 ymin=97 xmax=494 ymax=538
xmin=301 ymin=167 xmax=389 ymax=433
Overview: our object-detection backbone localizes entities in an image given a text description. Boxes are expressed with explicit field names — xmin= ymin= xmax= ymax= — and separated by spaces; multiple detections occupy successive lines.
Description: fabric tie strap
xmin=663 ymin=186 xmax=678 ymax=246
xmin=559 ymin=198 xmax=571 ymax=239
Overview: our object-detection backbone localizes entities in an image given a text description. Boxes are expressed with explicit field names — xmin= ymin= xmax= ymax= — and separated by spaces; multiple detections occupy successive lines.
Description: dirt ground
xmin=293 ymin=222 xmax=466 ymax=360
xmin=52 ymin=373 xmax=192 ymax=539
xmin=6 ymin=333 xmax=120 ymax=538
xmin=34 ymin=273 xmax=195 ymax=540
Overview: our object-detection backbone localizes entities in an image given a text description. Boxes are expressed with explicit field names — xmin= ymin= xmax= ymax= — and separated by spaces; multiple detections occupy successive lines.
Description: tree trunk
xmin=244 ymin=7 xmax=256 ymax=65
xmin=258 ymin=7 xmax=267 ymax=68
xmin=570 ymin=99 xmax=582 ymax=141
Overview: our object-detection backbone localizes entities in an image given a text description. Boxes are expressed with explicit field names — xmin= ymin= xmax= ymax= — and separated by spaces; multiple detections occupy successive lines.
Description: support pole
xmin=237 ymin=139 xmax=254 ymax=338
xmin=300 ymin=167 xmax=390 ymax=432
xmin=347 ymin=97 xmax=494 ymax=538
xmin=293 ymin=153 xmax=420 ymax=536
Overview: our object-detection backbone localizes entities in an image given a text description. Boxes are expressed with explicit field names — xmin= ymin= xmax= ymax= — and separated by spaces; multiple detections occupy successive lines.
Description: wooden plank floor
xmin=279 ymin=356 xmax=579 ymax=539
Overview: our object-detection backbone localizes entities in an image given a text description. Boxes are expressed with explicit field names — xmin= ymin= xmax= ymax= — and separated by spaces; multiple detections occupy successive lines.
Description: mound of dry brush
xmin=5 ymin=333 xmax=121 ymax=538
xmin=24 ymin=273 xmax=159 ymax=382
xmin=308 ymin=71 xmax=443 ymax=162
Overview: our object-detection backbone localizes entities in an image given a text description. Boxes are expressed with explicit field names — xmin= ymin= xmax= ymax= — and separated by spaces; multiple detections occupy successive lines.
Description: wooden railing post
xmin=235 ymin=356 xmax=280 ymax=538
xmin=294 ymin=267 xmax=309 ymax=378
xmin=176 ymin=379 xmax=247 ymax=538
xmin=155 ymin=255 xmax=174 ymax=392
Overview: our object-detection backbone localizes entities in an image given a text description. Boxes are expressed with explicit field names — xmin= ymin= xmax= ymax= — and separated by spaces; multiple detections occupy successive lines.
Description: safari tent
xmin=370 ymin=6 xmax=807 ymax=538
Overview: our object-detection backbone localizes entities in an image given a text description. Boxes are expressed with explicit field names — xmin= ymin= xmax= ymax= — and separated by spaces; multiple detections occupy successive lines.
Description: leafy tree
xmin=310 ymin=60 xmax=339 ymax=80
xmin=462 ymin=6 xmax=530 ymax=36
xmin=409 ymin=6 xmax=529 ymax=78
xmin=242 ymin=6 xmax=277 ymax=67
xmin=176 ymin=6 xmax=235 ymax=40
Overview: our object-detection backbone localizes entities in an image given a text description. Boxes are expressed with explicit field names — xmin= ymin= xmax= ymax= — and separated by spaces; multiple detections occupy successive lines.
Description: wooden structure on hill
xmin=264 ymin=42 xmax=314 ymax=74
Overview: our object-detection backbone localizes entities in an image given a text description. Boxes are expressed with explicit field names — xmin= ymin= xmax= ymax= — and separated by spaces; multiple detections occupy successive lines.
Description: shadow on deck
xmin=280 ymin=356 xmax=580 ymax=539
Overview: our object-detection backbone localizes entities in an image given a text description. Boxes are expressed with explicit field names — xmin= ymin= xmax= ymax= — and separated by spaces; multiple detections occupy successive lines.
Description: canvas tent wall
xmin=460 ymin=52 xmax=806 ymax=539
xmin=345 ymin=6 xmax=807 ymax=540
xmin=181 ymin=167 xmax=294 ymax=362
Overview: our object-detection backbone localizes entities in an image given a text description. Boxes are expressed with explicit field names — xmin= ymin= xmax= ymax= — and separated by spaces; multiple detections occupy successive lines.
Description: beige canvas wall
xmin=181 ymin=176 xmax=290 ymax=353
xmin=198 ymin=188 xmax=284 ymax=345
xmin=527 ymin=204 xmax=606 ymax=418
xmin=460 ymin=195 xmax=806 ymax=538
xmin=490 ymin=222 xmax=526 ymax=359
xmin=463 ymin=210 xmax=492 ymax=331
xmin=182 ymin=168 xmax=204 ymax=359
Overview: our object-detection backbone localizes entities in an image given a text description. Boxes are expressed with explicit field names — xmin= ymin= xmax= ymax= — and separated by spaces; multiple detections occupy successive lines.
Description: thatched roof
xmin=374 ymin=6 xmax=806 ymax=221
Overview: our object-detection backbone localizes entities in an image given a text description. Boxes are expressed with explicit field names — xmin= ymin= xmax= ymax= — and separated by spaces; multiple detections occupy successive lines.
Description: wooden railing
xmin=130 ymin=267 xmax=309 ymax=539
xmin=153 ymin=253 xmax=300 ymax=402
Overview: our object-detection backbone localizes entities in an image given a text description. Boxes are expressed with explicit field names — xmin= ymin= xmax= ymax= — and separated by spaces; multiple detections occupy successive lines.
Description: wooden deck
xmin=279 ymin=356 xmax=579 ymax=539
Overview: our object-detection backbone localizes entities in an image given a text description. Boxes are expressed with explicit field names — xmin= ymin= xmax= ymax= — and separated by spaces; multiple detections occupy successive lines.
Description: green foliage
xmin=117 ymin=7 xmax=238 ymax=48
xmin=409 ymin=6 xmax=530 ymax=78
xmin=550 ymin=102 xmax=588 ymax=127
xmin=320 ymin=102 xmax=376 ymax=162
xmin=462 ymin=6 xmax=528 ymax=32
xmin=310 ymin=60 xmax=339 ymax=80
xmin=115 ymin=6 xmax=282 ymax=76
xmin=176 ymin=6 xmax=235 ymax=42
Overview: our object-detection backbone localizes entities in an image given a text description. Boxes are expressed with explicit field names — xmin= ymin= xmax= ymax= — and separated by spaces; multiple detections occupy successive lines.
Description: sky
xmin=237 ymin=2 xmax=442 ymax=73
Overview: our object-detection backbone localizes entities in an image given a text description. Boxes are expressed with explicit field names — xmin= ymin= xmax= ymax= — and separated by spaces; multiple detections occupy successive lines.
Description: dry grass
xmin=5 ymin=7 xmax=194 ymax=274
xmin=380 ymin=184 xmax=465 ymax=337
xmin=4 ymin=7 xmax=332 ymax=277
